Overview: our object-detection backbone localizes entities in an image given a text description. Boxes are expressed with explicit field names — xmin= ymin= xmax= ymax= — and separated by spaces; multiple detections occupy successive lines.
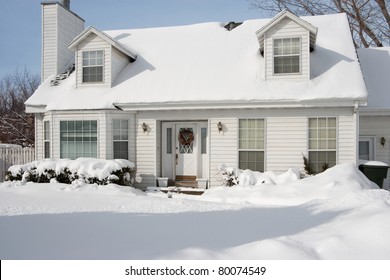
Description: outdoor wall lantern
xmin=381 ymin=137 xmax=386 ymax=147
xmin=217 ymin=121 xmax=223 ymax=133
xmin=141 ymin=122 xmax=148 ymax=133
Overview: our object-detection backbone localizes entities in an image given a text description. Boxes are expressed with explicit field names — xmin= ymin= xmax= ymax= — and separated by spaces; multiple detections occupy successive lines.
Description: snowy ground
xmin=1 ymin=162 xmax=390 ymax=260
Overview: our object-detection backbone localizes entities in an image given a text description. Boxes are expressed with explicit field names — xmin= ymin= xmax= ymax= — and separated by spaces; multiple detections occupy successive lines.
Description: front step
xmin=175 ymin=180 xmax=198 ymax=188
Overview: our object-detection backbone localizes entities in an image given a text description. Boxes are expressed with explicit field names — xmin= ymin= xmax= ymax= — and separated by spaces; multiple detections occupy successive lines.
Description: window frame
xmin=308 ymin=117 xmax=337 ymax=173
xmin=44 ymin=121 xmax=50 ymax=158
xmin=82 ymin=50 xmax=104 ymax=83
xmin=113 ymin=119 xmax=129 ymax=160
xmin=359 ymin=136 xmax=376 ymax=161
xmin=238 ymin=118 xmax=265 ymax=172
xmin=60 ymin=120 xmax=98 ymax=159
xmin=273 ymin=37 xmax=301 ymax=75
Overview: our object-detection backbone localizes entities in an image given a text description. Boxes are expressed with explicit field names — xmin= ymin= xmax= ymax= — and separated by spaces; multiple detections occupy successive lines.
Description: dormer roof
xmin=68 ymin=26 xmax=137 ymax=61
xmin=256 ymin=10 xmax=318 ymax=53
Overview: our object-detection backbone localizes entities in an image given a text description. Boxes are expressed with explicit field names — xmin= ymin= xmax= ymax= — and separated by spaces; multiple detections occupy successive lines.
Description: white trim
xmin=114 ymin=99 xmax=365 ymax=111
xmin=68 ymin=26 xmax=137 ymax=60
xmin=359 ymin=136 xmax=376 ymax=161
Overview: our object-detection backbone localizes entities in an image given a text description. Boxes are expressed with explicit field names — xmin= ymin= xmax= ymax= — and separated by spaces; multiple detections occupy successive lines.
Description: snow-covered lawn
xmin=1 ymin=163 xmax=390 ymax=260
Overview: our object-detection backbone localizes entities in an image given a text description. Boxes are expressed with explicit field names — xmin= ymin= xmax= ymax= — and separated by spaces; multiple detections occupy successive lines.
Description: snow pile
xmin=210 ymin=163 xmax=377 ymax=205
xmin=1 ymin=162 xmax=390 ymax=260
xmin=218 ymin=164 xmax=301 ymax=186
xmin=7 ymin=158 xmax=136 ymax=186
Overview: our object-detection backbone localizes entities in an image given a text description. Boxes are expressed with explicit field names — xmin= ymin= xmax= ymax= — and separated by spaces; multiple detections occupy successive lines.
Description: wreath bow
xmin=178 ymin=128 xmax=194 ymax=146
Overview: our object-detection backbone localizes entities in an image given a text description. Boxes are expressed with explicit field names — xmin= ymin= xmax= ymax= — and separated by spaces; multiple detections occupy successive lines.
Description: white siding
xmin=209 ymin=118 xmax=238 ymax=187
xmin=35 ymin=114 xmax=44 ymax=160
xmin=360 ymin=116 xmax=390 ymax=189
xmin=41 ymin=3 xmax=84 ymax=82
xmin=136 ymin=119 xmax=157 ymax=189
xmin=41 ymin=4 xmax=57 ymax=82
xmin=76 ymin=34 xmax=112 ymax=88
xmin=264 ymin=18 xmax=310 ymax=81
xmin=338 ymin=114 xmax=357 ymax=163
xmin=112 ymin=47 xmax=129 ymax=84
xmin=266 ymin=117 xmax=307 ymax=172
xmin=56 ymin=5 xmax=84 ymax=74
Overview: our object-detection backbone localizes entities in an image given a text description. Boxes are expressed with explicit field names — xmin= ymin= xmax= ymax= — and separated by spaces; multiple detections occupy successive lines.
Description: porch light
xmin=217 ymin=122 xmax=223 ymax=133
xmin=381 ymin=137 xmax=386 ymax=147
xmin=141 ymin=122 xmax=148 ymax=133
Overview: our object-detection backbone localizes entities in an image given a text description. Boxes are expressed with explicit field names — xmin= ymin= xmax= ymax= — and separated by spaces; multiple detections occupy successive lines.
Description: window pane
xmin=44 ymin=142 xmax=50 ymax=159
xmin=239 ymin=151 xmax=264 ymax=172
xmin=113 ymin=119 xmax=129 ymax=159
xmin=273 ymin=38 xmax=301 ymax=74
xmin=114 ymin=142 xmax=128 ymax=159
xmin=166 ymin=127 xmax=172 ymax=154
xmin=309 ymin=139 xmax=317 ymax=149
xmin=60 ymin=120 xmax=98 ymax=159
xmin=308 ymin=117 xmax=337 ymax=171
xmin=201 ymin=127 xmax=207 ymax=154
xmin=359 ymin=141 xmax=369 ymax=160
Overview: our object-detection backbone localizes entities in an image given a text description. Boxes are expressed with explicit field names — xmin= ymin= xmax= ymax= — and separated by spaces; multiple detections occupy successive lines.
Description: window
xmin=273 ymin=38 xmax=301 ymax=74
xmin=44 ymin=121 xmax=50 ymax=158
xmin=201 ymin=127 xmax=207 ymax=154
xmin=359 ymin=136 xmax=375 ymax=161
xmin=60 ymin=120 xmax=97 ymax=159
xmin=113 ymin=119 xmax=128 ymax=159
xmin=166 ymin=127 xmax=172 ymax=154
xmin=308 ymin=117 xmax=337 ymax=173
xmin=239 ymin=119 xmax=265 ymax=172
xmin=82 ymin=50 xmax=104 ymax=82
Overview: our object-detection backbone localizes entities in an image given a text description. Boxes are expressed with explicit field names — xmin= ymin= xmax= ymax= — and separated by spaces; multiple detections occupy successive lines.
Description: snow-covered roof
xmin=357 ymin=47 xmax=390 ymax=114
xmin=26 ymin=13 xmax=367 ymax=112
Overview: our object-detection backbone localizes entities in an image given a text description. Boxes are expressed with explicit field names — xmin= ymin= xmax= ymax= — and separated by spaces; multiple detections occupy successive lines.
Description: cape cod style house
xmin=26 ymin=1 xmax=367 ymax=189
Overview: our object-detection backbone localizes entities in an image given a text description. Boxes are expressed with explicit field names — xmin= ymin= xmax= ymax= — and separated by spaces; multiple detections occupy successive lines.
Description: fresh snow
xmin=8 ymin=158 xmax=135 ymax=182
xmin=1 ymin=162 xmax=390 ymax=260
xmin=26 ymin=13 xmax=367 ymax=111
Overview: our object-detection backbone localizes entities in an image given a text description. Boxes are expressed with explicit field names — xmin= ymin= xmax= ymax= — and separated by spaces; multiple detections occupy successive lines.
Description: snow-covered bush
xmin=5 ymin=158 xmax=136 ymax=186
xmin=218 ymin=164 xmax=239 ymax=186
xmin=218 ymin=164 xmax=301 ymax=187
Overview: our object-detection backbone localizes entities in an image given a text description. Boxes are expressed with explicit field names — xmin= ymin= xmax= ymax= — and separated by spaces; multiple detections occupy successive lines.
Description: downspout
xmin=354 ymin=101 xmax=360 ymax=166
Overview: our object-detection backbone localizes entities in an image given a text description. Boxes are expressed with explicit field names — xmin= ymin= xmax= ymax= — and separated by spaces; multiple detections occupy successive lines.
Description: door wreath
xmin=178 ymin=128 xmax=194 ymax=146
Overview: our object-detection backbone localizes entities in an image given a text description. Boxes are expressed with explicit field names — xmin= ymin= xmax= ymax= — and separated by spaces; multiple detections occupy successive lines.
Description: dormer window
xmin=273 ymin=38 xmax=301 ymax=74
xmin=82 ymin=50 xmax=104 ymax=82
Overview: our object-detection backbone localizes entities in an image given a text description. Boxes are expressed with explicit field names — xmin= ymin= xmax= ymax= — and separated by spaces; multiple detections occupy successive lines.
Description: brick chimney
xmin=41 ymin=1 xmax=85 ymax=82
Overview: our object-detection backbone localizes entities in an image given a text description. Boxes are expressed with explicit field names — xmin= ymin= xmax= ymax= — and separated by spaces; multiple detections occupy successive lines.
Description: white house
xmin=358 ymin=47 xmax=390 ymax=188
xmin=25 ymin=1 xmax=367 ymax=189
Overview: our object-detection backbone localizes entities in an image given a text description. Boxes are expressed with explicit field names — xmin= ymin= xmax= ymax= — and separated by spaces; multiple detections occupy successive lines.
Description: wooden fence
xmin=0 ymin=147 xmax=35 ymax=182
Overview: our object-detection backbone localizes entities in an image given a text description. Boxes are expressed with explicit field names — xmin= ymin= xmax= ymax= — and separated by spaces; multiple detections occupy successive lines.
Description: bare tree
xmin=248 ymin=0 xmax=390 ymax=48
xmin=0 ymin=68 xmax=40 ymax=147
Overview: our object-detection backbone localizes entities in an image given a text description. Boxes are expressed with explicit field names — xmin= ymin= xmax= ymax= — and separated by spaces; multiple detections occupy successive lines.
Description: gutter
xmin=114 ymin=98 xmax=366 ymax=112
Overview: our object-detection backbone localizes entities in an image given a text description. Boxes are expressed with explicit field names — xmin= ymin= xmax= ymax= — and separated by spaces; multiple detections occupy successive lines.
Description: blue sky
xmin=0 ymin=0 xmax=266 ymax=78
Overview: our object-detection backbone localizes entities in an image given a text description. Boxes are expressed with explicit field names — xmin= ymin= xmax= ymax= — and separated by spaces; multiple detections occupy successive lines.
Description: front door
xmin=161 ymin=122 xmax=208 ymax=181
xmin=175 ymin=123 xmax=197 ymax=178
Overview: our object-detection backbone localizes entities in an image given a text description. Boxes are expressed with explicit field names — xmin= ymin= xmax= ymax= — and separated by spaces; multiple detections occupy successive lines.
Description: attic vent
xmin=50 ymin=64 xmax=75 ymax=86
xmin=224 ymin=21 xmax=243 ymax=31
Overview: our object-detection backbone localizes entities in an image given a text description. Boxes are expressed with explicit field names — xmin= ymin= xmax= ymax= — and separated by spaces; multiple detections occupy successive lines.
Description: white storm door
xmin=176 ymin=123 xmax=198 ymax=177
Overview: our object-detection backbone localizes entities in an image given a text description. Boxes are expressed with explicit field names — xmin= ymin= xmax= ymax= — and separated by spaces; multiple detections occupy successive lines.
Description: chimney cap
xmin=60 ymin=0 xmax=70 ymax=9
